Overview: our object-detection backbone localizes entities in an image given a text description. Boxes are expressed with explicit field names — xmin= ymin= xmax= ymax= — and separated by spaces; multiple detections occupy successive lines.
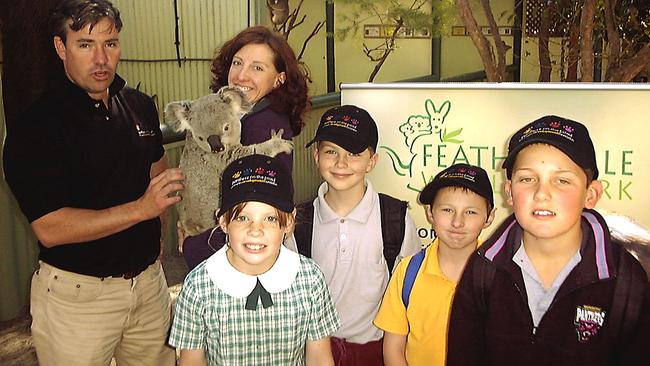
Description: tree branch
xmin=603 ymin=0 xmax=621 ymax=80
xmin=281 ymin=0 xmax=304 ymax=38
xmin=297 ymin=20 xmax=325 ymax=61
xmin=480 ymin=0 xmax=508 ymax=80
xmin=363 ymin=42 xmax=389 ymax=62
xmin=566 ymin=23 xmax=580 ymax=81
xmin=605 ymin=42 xmax=650 ymax=81
xmin=368 ymin=18 xmax=404 ymax=81
xmin=538 ymin=1 xmax=552 ymax=81
xmin=455 ymin=0 xmax=500 ymax=81
xmin=579 ymin=0 xmax=597 ymax=81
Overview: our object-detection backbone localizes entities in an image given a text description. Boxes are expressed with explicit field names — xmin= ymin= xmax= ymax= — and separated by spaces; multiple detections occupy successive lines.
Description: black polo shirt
xmin=3 ymin=73 xmax=164 ymax=277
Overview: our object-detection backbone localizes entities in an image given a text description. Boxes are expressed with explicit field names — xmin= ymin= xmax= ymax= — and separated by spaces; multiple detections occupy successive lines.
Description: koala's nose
xmin=207 ymin=135 xmax=225 ymax=152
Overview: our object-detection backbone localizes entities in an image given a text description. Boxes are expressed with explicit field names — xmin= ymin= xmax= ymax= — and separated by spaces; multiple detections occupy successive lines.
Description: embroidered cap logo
xmin=519 ymin=120 xmax=576 ymax=144
xmin=439 ymin=167 xmax=479 ymax=183
xmin=230 ymin=165 xmax=278 ymax=189
xmin=322 ymin=113 xmax=360 ymax=133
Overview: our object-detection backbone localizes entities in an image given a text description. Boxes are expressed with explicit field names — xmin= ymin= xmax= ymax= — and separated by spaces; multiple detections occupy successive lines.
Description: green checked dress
xmin=170 ymin=244 xmax=340 ymax=365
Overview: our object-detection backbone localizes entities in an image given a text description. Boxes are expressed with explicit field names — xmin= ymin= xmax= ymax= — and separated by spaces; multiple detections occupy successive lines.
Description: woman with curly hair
xmin=209 ymin=25 xmax=309 ymax=174
xmin=181 ymin=26 xmax=310 ymax=269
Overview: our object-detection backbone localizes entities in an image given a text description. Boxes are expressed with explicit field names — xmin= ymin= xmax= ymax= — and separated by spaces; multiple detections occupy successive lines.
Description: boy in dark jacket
xmin=447 ymin=115 xmax=650 ymax=365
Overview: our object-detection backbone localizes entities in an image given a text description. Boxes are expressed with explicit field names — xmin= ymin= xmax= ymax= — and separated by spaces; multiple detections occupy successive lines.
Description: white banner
xmin=341 ymin=83 xmax=650 ymax=243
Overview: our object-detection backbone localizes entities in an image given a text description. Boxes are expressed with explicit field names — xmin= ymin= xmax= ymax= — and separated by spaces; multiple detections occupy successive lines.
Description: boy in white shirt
xmin=288 ymin=105 xmax=422 ymax=365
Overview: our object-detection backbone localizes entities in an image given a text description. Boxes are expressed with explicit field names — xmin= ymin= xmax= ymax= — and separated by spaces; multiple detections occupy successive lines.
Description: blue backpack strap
xmin=402 ymin=248 xmax=426 ymax=308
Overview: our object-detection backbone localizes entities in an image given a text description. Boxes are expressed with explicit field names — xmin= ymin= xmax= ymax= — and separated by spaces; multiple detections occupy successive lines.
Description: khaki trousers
xmin=30 ymin=261 xmax=176 ymax=366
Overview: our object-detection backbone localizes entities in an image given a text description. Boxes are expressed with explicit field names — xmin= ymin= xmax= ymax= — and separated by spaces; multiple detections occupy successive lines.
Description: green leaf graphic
xmin=442 ymin=128 xmax=464 ymax=144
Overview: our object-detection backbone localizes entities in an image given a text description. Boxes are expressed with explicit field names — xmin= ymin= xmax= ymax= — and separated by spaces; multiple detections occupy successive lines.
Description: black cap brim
xmin=502 ymin=137 xmax=599 ymax=179
xmin=304 ymin=131 xmax=369 ymax=154
xmin=419 ymin=179 xmax=494 ymax=210
xmin=217 ymin=191 xmax=295 ymax=218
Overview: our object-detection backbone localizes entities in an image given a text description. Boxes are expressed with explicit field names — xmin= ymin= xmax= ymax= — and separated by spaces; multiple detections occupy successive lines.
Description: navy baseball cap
xmin=305 ymin=105 xmax=379 ymax=154
xmin=217 ymin=154 xmax=294 ymax=217
xmin=419 ymin=164 xmax=494 ymax=210
xmin=502 ymin=115 xmax=598 ymax=179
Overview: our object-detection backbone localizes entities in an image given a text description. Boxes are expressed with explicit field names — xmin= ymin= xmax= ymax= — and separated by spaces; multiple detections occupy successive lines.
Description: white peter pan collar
xmin=205 ymin=242 xmax=300 ymax=298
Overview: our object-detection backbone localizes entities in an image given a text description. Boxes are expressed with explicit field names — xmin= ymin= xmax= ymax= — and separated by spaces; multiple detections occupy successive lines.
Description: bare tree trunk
xmin=538 ymin=2 xmax=552 ymax=81
xmin=603 ymin=0 xmax=621 ymax=80
xmin=566 ymin=24 xmax=580 ymax=81
xmin=455 ymin=0 xmax=501 ymax=81
xmin=579 ymin=0 xmax=597 ymax=81
xmin=1 ymin=0 xmax=61 ymax=131
xmin=480 ymin=0 xmax=508 ymax=79
xmin=605 ymin=42 xmax=650 ymax=81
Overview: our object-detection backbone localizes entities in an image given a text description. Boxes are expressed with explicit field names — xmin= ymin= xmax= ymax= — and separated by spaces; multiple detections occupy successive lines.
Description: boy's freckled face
xmin=220 ymin=202 xmax=291 ymax=275
xmin=313 ymin=141 xmax=378 ymax=193
xmin=427 ymin=187 xmax=493 ymax=252
xmin=505 ymin=144 xmax=601 ymax=242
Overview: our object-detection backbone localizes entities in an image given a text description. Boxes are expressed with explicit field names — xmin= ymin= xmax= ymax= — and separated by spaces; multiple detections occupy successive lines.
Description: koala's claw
xmin=281 ymin=140 xmax=294 ymax=154
xmin=270 ymin=129 xmax=285 ymax=139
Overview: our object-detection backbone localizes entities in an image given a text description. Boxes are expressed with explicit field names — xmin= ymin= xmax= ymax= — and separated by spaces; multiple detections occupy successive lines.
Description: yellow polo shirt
xmin=374 ymin=239 xmax=472 ymax=366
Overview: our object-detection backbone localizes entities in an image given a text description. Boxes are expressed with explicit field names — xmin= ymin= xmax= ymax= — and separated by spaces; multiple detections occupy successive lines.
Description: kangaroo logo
xmin=381 ymin=99 xmax=463 ymax=192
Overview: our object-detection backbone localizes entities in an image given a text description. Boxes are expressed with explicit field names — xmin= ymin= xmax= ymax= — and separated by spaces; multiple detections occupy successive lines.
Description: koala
xmin=267 ymin=0 xmax=289 ymax=25
xmin=165 ymin=86 xmax=294 ymax=236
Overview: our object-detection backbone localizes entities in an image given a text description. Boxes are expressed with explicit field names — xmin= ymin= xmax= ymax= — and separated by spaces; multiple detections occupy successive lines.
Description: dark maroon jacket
xmin=447 ymin=209 xmax=650 ymax=366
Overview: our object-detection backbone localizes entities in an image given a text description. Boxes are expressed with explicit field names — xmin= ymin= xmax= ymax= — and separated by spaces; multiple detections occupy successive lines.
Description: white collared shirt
xmin=293 ymin=180 xmax=421 ymax=343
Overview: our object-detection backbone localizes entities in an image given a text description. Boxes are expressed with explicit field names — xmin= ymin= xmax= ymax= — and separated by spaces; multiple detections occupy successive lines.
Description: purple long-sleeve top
xmin=240 ymin=98 xmax=294 ymax=175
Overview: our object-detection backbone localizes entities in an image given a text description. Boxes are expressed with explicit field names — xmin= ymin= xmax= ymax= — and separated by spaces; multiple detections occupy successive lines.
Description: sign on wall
xmin=364 ymin=24 xmax=431 ymax=38
xmin=341 ymin=83 xmax=650 ymax=243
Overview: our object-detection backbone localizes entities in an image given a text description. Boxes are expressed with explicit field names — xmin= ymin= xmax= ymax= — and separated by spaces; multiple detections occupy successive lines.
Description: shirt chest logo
xmin=135 ymin=123 xmax=156 ymax=137
xmin=574 ymin=305 xmax=606 ymax=343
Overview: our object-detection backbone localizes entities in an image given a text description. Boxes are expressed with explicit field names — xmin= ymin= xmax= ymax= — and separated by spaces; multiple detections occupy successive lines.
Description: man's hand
xmin=31 ymin=168 xmax=185 ymax=247
xmin=136 ymin=168 xmax=184 ymax=221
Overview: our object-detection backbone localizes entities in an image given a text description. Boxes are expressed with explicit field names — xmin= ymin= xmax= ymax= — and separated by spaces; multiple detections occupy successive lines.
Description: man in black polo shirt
xmin=3 ymin=1 xmax=181 ymax=365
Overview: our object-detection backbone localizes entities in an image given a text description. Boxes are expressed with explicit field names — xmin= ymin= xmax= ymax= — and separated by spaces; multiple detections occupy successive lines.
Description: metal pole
xmin=512 ymin=0 xmax=523 ymax=82
xmin=326 ymin=0 xmax=335 ymax=93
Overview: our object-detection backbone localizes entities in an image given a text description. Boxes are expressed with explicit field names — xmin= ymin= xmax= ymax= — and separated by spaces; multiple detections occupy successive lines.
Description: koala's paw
xmin=180 ymin=219 xmax=203 ymax=237
xmin=269 ymin=129 xmax=294 ymax=155
xmin=252 ymin=129 xmax=294 ymax=157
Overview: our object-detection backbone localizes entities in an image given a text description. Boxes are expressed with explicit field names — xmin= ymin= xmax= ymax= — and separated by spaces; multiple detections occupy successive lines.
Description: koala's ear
xmin=218 ymin=86 xmax=253 ymax=117
xmin=164 ymin=100 xmax=193 ymax=132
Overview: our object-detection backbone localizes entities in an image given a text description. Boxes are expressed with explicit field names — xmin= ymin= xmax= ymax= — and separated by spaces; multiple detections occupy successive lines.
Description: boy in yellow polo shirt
xmin=374 ymin=164 xmax=495 ymax=365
